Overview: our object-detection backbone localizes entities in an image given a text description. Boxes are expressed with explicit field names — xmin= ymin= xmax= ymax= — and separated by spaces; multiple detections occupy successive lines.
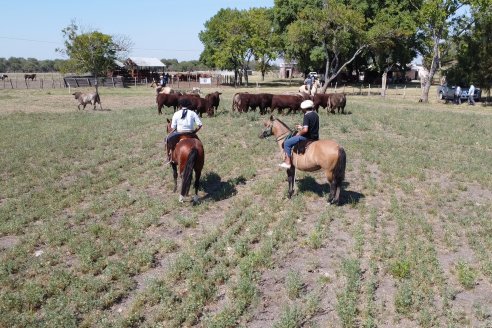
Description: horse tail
xmin=334 ymin=146 xmax=346 ymax=186
xmin=181 ymin=148 xmax=198 ymax=196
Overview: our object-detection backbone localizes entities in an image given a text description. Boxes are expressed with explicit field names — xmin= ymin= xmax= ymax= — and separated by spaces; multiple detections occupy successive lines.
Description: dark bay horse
xmin=166 ymin=119 xmax=205 ymax=203
xmin=24 ymin=74 xmax=36 ymax=81
xmin=259 ymin=116 xmax=346 ymax=204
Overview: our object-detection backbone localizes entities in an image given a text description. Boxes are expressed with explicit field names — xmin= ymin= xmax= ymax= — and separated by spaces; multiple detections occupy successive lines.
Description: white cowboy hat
xmin=301 ymin=100 xmax=314 ymax=109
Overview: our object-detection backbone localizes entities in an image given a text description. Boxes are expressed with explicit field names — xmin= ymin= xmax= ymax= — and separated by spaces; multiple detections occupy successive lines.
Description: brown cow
xmin=179 ymin=94 xmax=211 ymax=117
xmin=328 ymin=93 xmax=346 ymax=114
xmin=313 ymin=93 xmax=346 ymax=114
xmin=157 ymin=93 xmax=180 ymax=114
xmin=232 ymin=92 xmax=246 ymax=112
xmin=271 ymin=94 xmax=304 ymax=115
xmin=205 ymin=91 xmax=222 ymax=115
xmin=233 ymin=93 xmax=274 ymax=114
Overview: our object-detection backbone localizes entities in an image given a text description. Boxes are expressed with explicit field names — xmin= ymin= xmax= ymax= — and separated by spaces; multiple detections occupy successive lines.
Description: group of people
xmin=165 ymin=97 xmax=319 ymax=171
xmin=454 ymin=83 xmax=476 ymax=106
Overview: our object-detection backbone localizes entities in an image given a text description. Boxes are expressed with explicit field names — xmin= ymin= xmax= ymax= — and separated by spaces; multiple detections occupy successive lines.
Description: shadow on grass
xmin=201 ymin=172 xmax=246 ymax=201
xmin=296 ymin=176 xmax=364 ymax=205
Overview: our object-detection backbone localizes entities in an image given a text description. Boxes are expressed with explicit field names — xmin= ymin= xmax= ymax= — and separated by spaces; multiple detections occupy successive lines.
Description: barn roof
xmin=127 ymin=57 xmax=166 ymax=67
xmin=114 ymin=60 xmax=125 ymax=68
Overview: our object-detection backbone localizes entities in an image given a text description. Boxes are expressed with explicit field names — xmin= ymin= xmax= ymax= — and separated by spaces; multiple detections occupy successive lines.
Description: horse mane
xmin=274 ymin=118 xmax=293 ymax=133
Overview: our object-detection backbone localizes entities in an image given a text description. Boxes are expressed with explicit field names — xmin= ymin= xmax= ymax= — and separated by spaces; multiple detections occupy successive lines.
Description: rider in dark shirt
xmin=279 ymin=99 xmax=319 ymax=169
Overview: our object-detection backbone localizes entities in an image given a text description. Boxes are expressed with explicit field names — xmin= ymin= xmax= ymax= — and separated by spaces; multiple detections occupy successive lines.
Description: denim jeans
xmin=284 ymin=135 xmax=308 ymax=157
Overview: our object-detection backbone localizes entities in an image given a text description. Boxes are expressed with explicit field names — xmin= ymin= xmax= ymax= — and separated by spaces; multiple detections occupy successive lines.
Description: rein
xmin=276 ymin=131 xmax=291 ymax=142
xmin=271 ymin=119 xmax=295 ymax=142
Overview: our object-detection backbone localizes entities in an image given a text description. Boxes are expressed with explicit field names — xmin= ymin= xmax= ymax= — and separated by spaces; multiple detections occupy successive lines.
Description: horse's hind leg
xmin=171 ymin=163 xmax=178 ymax=192
xmin=328 ymin=181 xmax=335 ymax=203
xmin=287 ymin=167 xmax=295 ymax=199
xmin=193 ymin=169 xmax=201 ymax=203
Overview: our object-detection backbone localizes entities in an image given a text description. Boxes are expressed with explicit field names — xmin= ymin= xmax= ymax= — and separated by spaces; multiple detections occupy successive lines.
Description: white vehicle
xmin=308 ymin=72 xmax=319 ymax=79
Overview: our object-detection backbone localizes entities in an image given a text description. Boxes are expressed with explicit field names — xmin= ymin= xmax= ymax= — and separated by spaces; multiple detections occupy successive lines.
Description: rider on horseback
xmin=166 ymin=98 xmax=203 ymax=164
xmin=279 ymin=99 xmax=319 ymax=169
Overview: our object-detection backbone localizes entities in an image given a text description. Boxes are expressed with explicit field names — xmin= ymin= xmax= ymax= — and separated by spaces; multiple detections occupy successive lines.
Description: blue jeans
xmin=284 ymin=135 xmax=308 ymax=157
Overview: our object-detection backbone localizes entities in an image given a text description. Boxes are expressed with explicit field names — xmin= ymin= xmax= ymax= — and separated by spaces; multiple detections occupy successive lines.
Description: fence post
xmin=368 ymin=84 xmax=371 ymax=96
xmin=403 ymin=85 xmax=406 ymax=99
xmin=112 ymin=77 xmax=115 ymax=88
xmin=41 ymin=78 xmax=43 ymax=89
xmin=10 ymin=79 xmax=14 ymax=89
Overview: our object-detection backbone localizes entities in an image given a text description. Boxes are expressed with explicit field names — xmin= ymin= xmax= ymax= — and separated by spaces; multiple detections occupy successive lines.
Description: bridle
xmin=262 ymin=119 xmax=293 ymax=142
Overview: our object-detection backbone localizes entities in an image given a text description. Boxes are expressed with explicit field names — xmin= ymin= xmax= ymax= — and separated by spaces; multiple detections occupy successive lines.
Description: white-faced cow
xmin=72 ymin=92 xmax=103 ymax=110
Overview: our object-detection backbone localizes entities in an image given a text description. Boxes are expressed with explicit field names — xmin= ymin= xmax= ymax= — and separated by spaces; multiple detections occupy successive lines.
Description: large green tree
xmin=445 ymin=0 xmax=492 ymax=100
xmin=248 ymin=7 xmax=282 ymax=81
xmin=277 ymin=0 xmax=418 ymax=92
xmin=57 ymin=21 xmax=131 ymax=89
xmin=416 ymin=0 xmax=465 ymax=102
xmin=199 ymin=8 xmax=252 ymax=85
xmin=273 ymin=0 xmax=323 ymax=74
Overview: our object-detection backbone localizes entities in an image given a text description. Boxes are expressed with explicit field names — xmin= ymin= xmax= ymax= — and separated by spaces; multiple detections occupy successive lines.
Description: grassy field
xmin=0 ymin=82 xmax=491 ymax=328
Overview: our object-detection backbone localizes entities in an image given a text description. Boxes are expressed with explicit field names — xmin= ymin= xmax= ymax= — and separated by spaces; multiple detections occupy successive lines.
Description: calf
xmin=72 ymin=91 xmax=102 ymax=110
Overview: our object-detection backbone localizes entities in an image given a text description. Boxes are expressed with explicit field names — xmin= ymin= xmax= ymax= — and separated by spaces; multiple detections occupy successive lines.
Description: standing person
xmin=468 ymin=83 xmax=476 ymax=105
xmin=162 ymin=73 xmax=169 ymax=87
xmin=279 ymin=100 xmax=319 ymax=169
xmin=159 ymin=75 xmax=165 ymax=86
xmin=304 ymin=75 xmax=313 ymax=92
xmin=166 ymin=98 xmax=203 ymax=163
xmin=454 ymin=85 xmax=462 ymax=105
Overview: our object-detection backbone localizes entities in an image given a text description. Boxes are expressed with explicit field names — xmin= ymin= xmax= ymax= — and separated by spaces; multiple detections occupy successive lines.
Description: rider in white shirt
xmin=166 ymin=98 xmax=203 ymax=163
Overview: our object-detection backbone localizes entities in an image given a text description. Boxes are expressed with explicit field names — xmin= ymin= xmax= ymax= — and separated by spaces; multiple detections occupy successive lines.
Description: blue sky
xmin=0 ymin=0 xmax=274 ymax=61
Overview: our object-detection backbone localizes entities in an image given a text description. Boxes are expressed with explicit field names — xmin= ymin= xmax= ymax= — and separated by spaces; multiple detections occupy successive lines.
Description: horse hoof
xmin=192 ymin=195 xmax=199 ymax=203
xmin=179 ymin=195 xmax=184 ymax=203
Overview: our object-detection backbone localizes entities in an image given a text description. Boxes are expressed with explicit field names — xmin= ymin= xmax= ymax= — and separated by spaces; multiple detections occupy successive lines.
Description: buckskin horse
xmin=166 ymin=119 xmax=205 ymax=203
xmin=259 ymin=116 xmax=346 ymax=204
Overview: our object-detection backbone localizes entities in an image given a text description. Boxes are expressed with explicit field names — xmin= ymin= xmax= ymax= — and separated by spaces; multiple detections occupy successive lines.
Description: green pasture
xmin=0 ymin=85 xmax=491 ymax=327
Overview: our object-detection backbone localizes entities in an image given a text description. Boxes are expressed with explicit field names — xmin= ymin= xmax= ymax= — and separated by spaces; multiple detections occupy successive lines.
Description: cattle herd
xmin=68 ymin=84 xmax=346 ymax=115
xmin=155 ymin=87 xmax=346 ymax=116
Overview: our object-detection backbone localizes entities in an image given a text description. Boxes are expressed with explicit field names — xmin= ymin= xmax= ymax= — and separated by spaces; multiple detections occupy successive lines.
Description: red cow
xmin=205 ymin=91 xmax=222 ymax=115
xmin=179 ymin=94 xmax=211 ymax=117
xmin=271 ymin=94 xmax=304 ymax=115
xmin=157 ymin=93 xmax=180 ymax=114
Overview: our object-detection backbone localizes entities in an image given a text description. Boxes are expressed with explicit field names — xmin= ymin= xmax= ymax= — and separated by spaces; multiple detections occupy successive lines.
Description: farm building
xmin=279 ymin=61 xmax=298 ymax=79
xmin=125 ymin=57 xmax=166 ymax=83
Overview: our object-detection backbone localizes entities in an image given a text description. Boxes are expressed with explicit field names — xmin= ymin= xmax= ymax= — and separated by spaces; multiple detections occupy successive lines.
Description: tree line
xmin=53 ymin=1 xmax=489 ymax=102
xmin=0 ymin=57 xmax=65 ymax=73
xmin=198 ymin=0 xmax=491 ymax=102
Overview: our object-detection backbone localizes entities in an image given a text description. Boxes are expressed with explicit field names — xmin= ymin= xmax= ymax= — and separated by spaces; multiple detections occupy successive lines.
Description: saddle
xmin=167 ymin=132 xmax=200 ymax=163
xmin=292 ymin=139 xmax=315 ymax=155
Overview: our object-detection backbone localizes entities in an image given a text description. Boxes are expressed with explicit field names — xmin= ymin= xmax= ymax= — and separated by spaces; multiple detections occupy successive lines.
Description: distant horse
xmin=0 ymin=74 xmax=8 ymax=80
xmin=166 ymin=119 xmax=205 ymax=203
xmin=298 ymin=79 xmax=321 ymax=96
xmin=150 ymin=80 xmax=174 ymax=95
xmin=259 ymin=116 xmax=346 ymax=204
xmin=24 ymin=74 xmax=36 ymax=81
